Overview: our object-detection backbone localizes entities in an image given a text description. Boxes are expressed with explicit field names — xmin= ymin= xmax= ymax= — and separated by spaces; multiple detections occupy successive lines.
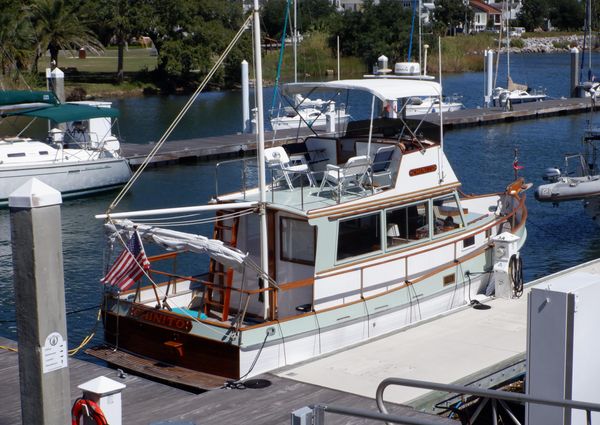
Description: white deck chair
xmin=318 ymin=155 xmax=370 ymax=199
xmin=264 ymin=146 xmax=316 ymax=190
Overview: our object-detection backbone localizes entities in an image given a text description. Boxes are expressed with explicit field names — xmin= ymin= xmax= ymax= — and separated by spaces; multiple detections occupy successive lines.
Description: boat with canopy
xmin=0 ymin=91 xmax=131 ymax=205
xmin=89 ymin=1 xmax=529 ymax=386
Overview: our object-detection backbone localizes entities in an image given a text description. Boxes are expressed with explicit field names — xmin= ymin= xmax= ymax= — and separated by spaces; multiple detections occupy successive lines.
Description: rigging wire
xmin=271 ymin=0 xmax=292 ymax=112
xmin=105 ymin=13 xmax=253 ymax=215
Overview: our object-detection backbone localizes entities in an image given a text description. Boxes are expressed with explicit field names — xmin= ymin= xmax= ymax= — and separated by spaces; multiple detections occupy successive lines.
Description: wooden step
xmin=86 ymin=345 xmax=229 ymax=392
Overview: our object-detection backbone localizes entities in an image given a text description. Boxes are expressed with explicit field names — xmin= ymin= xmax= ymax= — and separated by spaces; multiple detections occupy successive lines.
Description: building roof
xmin=469 ymin=0 xmax=501 ymax=14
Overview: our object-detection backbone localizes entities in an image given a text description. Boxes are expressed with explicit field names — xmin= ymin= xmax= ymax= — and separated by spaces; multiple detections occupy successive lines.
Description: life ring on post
xmin=71 ymin=398 xmax=109 ymax=425
xmin=508 ymin=254 xmax=524 ymax=298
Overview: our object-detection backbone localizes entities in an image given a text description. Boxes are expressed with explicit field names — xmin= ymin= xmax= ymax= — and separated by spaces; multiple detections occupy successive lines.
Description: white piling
xmin=485 ymin=49 xmax=494 ymax=107
xmin=9 ymin=178 xmax=70 ymax=425
xmin=571 ymin=47 xmax=580 ymax=98
xmin=241 ymin=60 xmax=250 ymax=133
xmin=46 ymin=66 xmax=65 ymax=103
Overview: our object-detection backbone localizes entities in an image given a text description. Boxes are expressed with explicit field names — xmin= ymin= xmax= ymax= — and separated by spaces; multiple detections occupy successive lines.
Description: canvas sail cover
xmin=0 ymin=90 xmax=58 ymax=107
xmin=507 ymin=76 xmax=528 ymax=92
xmin=106 ymin=220 xmax=247 ymax=270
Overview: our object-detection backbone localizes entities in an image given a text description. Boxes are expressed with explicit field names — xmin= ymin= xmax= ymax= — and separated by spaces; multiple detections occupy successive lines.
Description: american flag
xmin=101 ymin=230 xmax=150 ymax=291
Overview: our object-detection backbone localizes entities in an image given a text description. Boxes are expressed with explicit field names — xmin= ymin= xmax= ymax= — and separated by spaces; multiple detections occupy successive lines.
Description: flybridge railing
xmin=214 ymin=156 xmax=393 ymax=208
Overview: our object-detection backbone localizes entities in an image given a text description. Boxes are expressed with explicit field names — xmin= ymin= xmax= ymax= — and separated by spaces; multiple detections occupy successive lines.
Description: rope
xmin=69 ymin=306 xmax=102 ymax=356
xmin=0 ymin=345 xmax=17 ymax=353
xmin=105 ymin=13 xmax=253 ymax=215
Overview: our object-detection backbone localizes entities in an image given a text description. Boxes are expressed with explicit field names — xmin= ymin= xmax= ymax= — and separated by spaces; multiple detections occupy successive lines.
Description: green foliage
xmin=262 ymin=0 xmax=289 ymax=40
xmin=432 ymin=0 xmax=474 ymax=36
xmin=510 ymin=38 xmax=525 ymax=49
xmin=547 ymin=0 xmax=584 ymax=30
xmin=517 ymin=0 xmax=549 ymax=31
xmin=30 ymin=0 xmax=103 ymax=70
xmin=330 ymin=0 xmax=412 ymax=67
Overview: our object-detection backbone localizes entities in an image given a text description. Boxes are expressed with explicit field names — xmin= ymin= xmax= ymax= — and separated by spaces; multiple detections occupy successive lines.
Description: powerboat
xmin=0 ymin=92 xmax=131 ymax=205
xmin=91 ymin=76 xmax=529 ymax=384
xmin=269 ymin=93 xmax=350 ymax=131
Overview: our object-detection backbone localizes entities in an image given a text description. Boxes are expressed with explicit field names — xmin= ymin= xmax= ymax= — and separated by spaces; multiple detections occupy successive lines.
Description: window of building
xmin=432 ymin=194 xmax=465 ymax=236
xmin=337 ymin=213 xmax=381 ymax=261
xmin=280 ymin=217 xmax=315 ymax=265
xmin=385 ymin=201 xmax=429 ymax=249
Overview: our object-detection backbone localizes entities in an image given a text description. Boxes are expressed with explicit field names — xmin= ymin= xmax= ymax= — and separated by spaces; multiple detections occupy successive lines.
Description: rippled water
xmin=1 ymin=52 xmax=600 ymax=354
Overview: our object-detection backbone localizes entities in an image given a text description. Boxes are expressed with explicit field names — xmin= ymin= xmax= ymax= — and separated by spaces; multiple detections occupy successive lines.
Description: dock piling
xmin=9 ymin=178 xmax=70 ymax=425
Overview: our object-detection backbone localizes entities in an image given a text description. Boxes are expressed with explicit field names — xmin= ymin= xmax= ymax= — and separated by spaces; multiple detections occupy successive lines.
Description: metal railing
xmin=291 ymin=377 xmax=600 ymax=425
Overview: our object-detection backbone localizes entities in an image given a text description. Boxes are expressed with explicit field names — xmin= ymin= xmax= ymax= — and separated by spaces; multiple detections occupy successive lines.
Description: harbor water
xmin=1 ymin=52 xmax=599 ymax=355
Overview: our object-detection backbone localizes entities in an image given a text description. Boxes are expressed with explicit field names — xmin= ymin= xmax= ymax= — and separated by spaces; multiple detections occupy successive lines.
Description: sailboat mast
xmin=293 ymin=0 xmax=298 ymax=83
xmin=506 ymin=1 xmax=510 ymax=87
xmin=252 ymin=0 xmax=270 ymax=319
xmin=588 ymin=0 xmax=592 ymax=76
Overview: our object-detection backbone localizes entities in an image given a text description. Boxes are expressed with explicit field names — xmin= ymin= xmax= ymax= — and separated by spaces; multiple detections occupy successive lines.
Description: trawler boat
xmin=0 ymin=92 xmax=131 ymax=205
xmin=92 ymin=76 xmax=528 ymax=384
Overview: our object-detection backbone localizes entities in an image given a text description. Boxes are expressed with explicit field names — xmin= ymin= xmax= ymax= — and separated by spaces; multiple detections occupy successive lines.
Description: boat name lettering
xmin=129 ymin=306 xmax=193 ymax=332
xmin=409 ymin=165 xmax=437 ymax=177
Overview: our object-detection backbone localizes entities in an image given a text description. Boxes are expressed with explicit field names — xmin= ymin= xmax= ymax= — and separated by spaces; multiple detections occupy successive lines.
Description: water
xmin=2 ymin=52 xmax=600 ymax=355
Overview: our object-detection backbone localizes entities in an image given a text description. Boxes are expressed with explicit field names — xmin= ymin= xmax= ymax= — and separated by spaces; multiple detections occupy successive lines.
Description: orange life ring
xmin=71 ymin=398 xmax=109 ymax=425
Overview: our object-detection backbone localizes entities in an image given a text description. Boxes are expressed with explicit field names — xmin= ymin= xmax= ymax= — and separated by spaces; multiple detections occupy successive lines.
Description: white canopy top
xmin=282 ymin=78 xmax=442 ymax=101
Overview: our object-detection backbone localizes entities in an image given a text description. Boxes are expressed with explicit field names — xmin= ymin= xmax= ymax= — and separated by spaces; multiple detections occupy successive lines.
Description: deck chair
xmin=318 ymin=155 xmax=370 ymax=199
xmin=368 ymin=146 xmax=396 ymax=189
xmin=264 ymin=146 xmax=316 ymax=190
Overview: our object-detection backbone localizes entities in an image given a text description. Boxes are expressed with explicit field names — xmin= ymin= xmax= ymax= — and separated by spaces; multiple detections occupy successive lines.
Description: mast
xmin=293 ymin=0 xmax=298 ymax=83
xmin=418 ymin=0 xmax=422 ymax=70
xmin=506 ymin=1 xmax=510 ymax=87
xmin=252 ymin=0 xmax=270 ymax=319
xmin=588 ymin=0 xmax=592 ymax=78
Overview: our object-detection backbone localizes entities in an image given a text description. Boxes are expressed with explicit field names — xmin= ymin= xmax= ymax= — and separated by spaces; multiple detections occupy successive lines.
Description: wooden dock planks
xmin=121 ymin=98 xmax=592 ymax=169
xmin=0 ymin=336 xmax=454 ymax=424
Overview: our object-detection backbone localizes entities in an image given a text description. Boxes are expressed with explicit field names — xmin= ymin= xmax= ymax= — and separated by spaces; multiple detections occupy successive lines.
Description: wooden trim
xmin=278 ymin=277 xmax=315 ymax=291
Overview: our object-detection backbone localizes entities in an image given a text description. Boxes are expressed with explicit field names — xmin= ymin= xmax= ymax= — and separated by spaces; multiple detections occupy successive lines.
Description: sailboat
xmin=0 ymin=91 xmax=131 ymax=205
xmin=492 ymin=2 xmax=546 ymax=107
xmin=88 ymin=1 xmax=529 ymax=386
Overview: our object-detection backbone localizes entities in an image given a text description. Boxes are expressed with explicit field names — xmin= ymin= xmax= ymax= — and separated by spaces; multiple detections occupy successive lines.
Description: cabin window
xmin=385 ymin=201 xmax=429 ymax=248
xmin=7 ymin=152 xmax=26 ymax=158
xmin=280 ymin=217 xmax=315 ymax=265
xmin=39 ymin=151 xmax=48 ymax=155
xmin=463 ymin=236 xmax=475 ymax=248
xmin=432 ymin=194 xmax=465 ymax=236
xmin=337 ymin=213 xmax=381 ymax=261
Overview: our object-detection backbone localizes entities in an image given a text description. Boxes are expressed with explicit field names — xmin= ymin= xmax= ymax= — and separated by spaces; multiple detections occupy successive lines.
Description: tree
xmin=0 ymin=0 xmax=35 ymax=84
xmin=331 ymin=0 xmax=411 ymax=67
xmin=30 ymin=0 xmax=103 ymax=71
xmin=517 ymin=0 xmax=549 ymax=31
xmin=432 ymin=0 xmax=473 ymax=36
xmin=547 ymin=0 xmax=584 ymax=31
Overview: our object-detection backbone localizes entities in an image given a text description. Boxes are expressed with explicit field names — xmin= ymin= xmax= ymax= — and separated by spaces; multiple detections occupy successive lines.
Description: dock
xmin=121 ymin=97 xmax=592 ymax=168
xmin=273 ymin=258 xmax=600 ymax=413
xmin=0 ymin=336 xmax=454 ymax=424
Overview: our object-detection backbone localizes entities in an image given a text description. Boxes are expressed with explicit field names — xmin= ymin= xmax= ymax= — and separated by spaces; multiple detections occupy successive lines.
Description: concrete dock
xmin=121 ymin=98 xmax=592 ymax=168
xmin=274 ymin=258 xmax=600 ymax=413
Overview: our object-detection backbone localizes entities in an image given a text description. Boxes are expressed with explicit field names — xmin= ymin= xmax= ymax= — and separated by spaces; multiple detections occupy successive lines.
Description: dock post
xmin=9 ymin=178 xmax=70 ymax=425
xmin=242 ymin=60 xmax=251 ymax=133
xmin=78 ymin=376 xmax=126 ymax=425
xmin=570 ymin=47 xmax=580 ymax=98
xmin=484 ymin=50 xmax=494 ymax=108
xmin=46 ymin=65 xmax=65 ymax=103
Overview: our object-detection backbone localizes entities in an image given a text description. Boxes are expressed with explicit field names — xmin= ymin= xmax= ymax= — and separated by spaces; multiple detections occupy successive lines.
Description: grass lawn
xmin=55 ymin=47 xmax=157 ymax=73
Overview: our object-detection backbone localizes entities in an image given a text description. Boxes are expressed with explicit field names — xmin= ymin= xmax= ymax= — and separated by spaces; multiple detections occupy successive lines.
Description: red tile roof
xmin=469 ymin=0 xmax=502 ymax=14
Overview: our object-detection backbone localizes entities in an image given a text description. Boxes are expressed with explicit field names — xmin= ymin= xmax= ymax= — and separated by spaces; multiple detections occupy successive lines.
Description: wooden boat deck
xmin=121 ymin=98 xmax=592 ymax=169
xmin=274 ymin=258 xmax=600 ymax=411
xmin=0 ymin=336 xmax=455 ymax=424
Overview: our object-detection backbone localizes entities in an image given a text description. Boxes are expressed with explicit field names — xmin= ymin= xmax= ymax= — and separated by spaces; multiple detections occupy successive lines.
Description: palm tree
xmin=30 ymin=0 xmax=103 ymax=71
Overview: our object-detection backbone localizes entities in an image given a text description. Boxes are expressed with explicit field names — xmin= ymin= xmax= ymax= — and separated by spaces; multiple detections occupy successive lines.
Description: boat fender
xmin=71 ymin=398 xmax=109 ymax=425
xmin=508 ymin=254 xmax=523 ymax=298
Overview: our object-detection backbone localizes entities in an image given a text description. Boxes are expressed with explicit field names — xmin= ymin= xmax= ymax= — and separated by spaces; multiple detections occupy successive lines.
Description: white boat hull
xmin=0 ymin=158 xmax=131 ymax=205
